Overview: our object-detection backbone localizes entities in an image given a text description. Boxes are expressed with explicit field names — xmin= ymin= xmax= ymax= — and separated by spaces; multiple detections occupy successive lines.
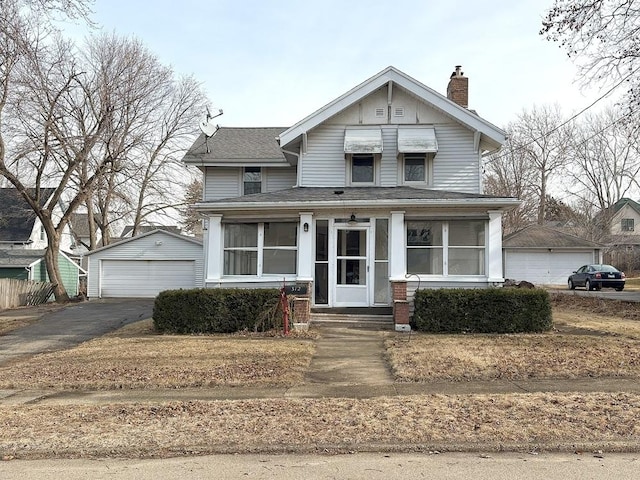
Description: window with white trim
xmin=223 ymin=222 xmax=297 ymax=276
xmin=243 ymin=167 xmax=262 ymax=195
xmin=349 ymin=154 xmax=376 ymax=185
xmin=403 ymin=153 xmax=427 ymax=183
xmin=406 ymin=220 xmax=486 ymax=275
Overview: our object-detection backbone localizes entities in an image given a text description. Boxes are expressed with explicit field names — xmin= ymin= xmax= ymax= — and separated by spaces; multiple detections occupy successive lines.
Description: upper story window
xmin=403 ymin=154 xmax=427 ymax=183
xmin=351 ymin=154 xmax=375 ymax=184
xmin=243 ymin=167 xmax=262 ymax=195
xmin=621 ymin=218 xmax=634 ymax=232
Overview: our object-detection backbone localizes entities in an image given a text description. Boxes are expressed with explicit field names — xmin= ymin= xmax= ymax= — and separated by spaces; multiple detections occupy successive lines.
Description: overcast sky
xmin=80 ymin=0 xmax=618 ymax=130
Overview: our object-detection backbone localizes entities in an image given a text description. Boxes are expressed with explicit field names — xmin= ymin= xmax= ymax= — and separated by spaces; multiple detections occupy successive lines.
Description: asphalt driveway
xmin=0 ymin=298 xmax=154 ymax=365
xmin=548 ymin=288 xmax=640 ymax=302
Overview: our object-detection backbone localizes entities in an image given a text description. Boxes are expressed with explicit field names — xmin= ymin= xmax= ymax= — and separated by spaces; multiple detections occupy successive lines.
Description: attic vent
xmin=375 ymin=107 xmax=385 ymax=117
xmin=394 ymin=107 xmax=405 ymax=117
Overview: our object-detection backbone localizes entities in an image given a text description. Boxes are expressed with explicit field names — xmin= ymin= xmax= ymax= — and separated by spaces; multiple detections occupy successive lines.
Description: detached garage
xmin=503 ymin=225 xmax=602 ymax=286
xmin=87 ymin=229 xmax=203 ymax=298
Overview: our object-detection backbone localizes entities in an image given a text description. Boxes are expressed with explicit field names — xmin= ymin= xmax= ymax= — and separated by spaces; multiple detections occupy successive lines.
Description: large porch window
xmin=406 ymin=220 xmax=485 ymax=276
xmin=224 ymin=222 xmax=297 ymax=276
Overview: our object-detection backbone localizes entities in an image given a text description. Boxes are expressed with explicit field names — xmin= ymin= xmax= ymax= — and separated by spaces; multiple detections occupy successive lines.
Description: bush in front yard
xmin=411 ymin=288 xmax=552 ymax=333
xmin=153 ymin=288 xmax=282 ymax=334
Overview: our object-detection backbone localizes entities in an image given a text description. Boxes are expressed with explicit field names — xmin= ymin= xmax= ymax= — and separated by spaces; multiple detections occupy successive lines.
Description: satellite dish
xmin=199 ymin=115 xmax=218 ymax=137
xmin=199 ymin=107 xmax=223 ymax=137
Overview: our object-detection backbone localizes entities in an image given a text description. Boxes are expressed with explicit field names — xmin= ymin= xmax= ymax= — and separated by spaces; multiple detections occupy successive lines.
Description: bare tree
xmin=541 ymin=0 xmax=640 ymax=111
xmin=484 ymin=137 xmax=538 ymax=234
xmin=0 ymin=1 xmax=110 ymax=302
xmin=566 ymin=107 xmax=640 ymax=236
xmin=508 ymin=105 xmax=572 ymax=225
xmin=77 ymin=34 xmax=207 ymax=243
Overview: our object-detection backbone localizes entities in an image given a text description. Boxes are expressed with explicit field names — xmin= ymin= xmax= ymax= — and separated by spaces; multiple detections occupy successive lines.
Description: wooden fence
xmin=0 ymin=279 xmax=56 ymax=310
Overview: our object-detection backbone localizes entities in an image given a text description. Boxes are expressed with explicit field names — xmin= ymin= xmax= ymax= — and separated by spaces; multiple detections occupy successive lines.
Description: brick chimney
xmin=446 ymin=65 xmax=468 ymax=108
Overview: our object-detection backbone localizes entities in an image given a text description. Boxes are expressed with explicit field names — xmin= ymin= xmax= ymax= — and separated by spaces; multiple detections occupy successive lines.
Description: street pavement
xmin=549 ymin=287 xmax=640 ymax=302
xmin=1 ymin=452 xmax=639 ymax=479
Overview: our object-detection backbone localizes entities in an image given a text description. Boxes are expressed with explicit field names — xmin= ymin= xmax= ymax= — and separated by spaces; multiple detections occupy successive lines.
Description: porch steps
xmin=310 ymin=313 xmax=394 ymax=330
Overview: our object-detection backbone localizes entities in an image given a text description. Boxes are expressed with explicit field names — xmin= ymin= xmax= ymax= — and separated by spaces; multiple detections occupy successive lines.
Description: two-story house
xmin=600 ymin=198 xmax=640 ymax=271
xmin=183 ymin=66 xmax=519 ymax=329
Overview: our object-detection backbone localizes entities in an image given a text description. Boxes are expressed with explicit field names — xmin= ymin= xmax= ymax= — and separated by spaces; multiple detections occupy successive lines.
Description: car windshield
xmin=593 ymin=265 xmax=619 ymax=273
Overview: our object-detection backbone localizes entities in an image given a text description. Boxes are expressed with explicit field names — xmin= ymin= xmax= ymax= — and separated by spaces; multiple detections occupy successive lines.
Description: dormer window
xmin=243 ymin=167 xmax=262 ymax=195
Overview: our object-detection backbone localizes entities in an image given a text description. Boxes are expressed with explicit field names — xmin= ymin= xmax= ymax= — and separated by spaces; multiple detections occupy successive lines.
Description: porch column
xmin=206 ymin=214 xmax=223 ymax=283
xmin=297 ymin=212 xmax=313 ymax=281
xmin=487 ymin=210 xmax=504 ymax=284
xmin=389 ymin=211 xmax=406 ymax=280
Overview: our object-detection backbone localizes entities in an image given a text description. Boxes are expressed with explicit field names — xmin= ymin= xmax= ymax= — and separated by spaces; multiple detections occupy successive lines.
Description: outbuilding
xmin=86 ymin=229 xmax=203 ymax=298
xmin=503 ymin=225 xmax=603 ymax=286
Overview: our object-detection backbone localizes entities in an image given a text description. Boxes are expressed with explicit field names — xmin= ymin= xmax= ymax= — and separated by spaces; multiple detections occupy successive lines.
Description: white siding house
xmin=182 ymin=66 xmax=519 ymax=329
xmin=86 ymin=229 xmax=203 ymax=298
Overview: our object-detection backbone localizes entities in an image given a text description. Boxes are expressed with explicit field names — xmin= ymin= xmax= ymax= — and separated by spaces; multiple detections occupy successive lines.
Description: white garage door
xmin=505 ymin=250 xmax=595 ymax=286
xmin=101 ymin=260 xmax=196 ymax=297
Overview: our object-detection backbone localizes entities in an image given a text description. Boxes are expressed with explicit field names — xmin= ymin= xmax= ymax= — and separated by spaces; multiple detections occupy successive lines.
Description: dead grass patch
xmin=0 ymin=331 xmax=315 ymax=390
xmin=1 ymin=393 xmax=639 ymax=458
xmin=387 ymin=333 xmax=640 ymax=382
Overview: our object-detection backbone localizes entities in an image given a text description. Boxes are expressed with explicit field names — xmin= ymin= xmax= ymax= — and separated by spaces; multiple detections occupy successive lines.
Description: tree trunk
xmin=43 ymin=230 xmax=70 ymax=303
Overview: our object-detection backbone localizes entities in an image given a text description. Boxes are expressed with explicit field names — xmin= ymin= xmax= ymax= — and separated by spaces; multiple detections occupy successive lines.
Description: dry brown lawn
xmin=1 ymin=393 xmax=639 ymax=459
xmin=2 ymin=294 xmax=640 ymax=459
xmin=0 ymin=303 xmax=65 ymax=336
xmin=387 ymin=293 xmax=640 ymax=382
xmin=0 ymin=320 xmax=315 ymax=390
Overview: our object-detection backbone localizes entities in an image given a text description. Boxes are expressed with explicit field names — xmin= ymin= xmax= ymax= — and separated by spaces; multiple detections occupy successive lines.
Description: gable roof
xmin=183 ymin=127 xmax=289 ymax=166
xmin=278 ymin=66 xmax=506 ymax=151
xmin=0 ymin=188 xmax=55 ymax=242
xmin=612 ymin=198 xmax=640 ymax=217
xmin=120 ymin=225 xmax=183 ymax=238
xmin=0 ymin=249 xmax=46 ymax=268
xmin=86 ymin=229 xmax=202 ymax=256
xmin=503 ymin=224 xmax=602 ymax=249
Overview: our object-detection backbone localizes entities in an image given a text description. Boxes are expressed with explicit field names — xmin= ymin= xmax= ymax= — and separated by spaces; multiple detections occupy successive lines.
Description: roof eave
xmin=194 ymin=198 xmax=521 ymax=213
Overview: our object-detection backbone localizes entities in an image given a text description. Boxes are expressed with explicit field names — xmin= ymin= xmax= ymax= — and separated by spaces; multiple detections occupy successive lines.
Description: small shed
xmin=86 ymin=229 xmax=203 ymax=298
xmin=0 ymin=249 xmax=85 ymax=296
xmin=503 ymin=225 xmax=603 ymax=286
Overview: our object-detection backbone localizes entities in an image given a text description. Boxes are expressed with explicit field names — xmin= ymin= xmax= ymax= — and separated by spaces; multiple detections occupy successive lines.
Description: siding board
xmin=204 ymin=167 xmax=241 ymax=200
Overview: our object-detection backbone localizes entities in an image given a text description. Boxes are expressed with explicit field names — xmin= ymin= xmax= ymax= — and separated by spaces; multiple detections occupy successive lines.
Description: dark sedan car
xmin=568 ymin=264 xmax=626 ymax=291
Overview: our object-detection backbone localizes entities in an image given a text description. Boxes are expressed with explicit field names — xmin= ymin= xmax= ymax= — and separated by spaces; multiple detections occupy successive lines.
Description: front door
xmin=333 ymin=227 xmax=369 ymax=306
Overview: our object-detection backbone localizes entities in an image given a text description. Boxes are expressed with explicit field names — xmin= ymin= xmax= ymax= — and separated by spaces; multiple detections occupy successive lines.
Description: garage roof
xmin=85 ymin=229 xmax=202 ymax=256
xmin=503 ymin=225 xmax=602 ymax=249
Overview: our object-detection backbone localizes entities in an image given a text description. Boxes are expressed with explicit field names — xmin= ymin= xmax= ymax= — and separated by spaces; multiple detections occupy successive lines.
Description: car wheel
xmin=616 ymin=286 xmax=625 ymax=291
xmin=568 ymin=279 xmax=575 ymax=290
xmin=585 ymin=279 xmax=592 ymax=291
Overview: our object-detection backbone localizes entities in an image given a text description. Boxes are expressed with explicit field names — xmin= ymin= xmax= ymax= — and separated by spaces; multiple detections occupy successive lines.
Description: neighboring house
xmin=595 ymin=198 xmax=640 ymax=272
xmin=183 ymin=66 xmax=519 ymax=329
xmin=119 ymin=225 xmax=183 ymax=238
xmin=0 ymin=249 xmax=85 ymax=296
xmin=0 ymin=188 xmax=73 ymax=251
xmin=86 ymin=229 xmax=203 ymax=298
xmin=503 ymin=225 xmax=603 ymax=286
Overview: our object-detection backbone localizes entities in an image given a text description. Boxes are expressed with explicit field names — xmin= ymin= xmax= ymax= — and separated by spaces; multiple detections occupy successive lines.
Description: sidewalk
xmin=1 ymin=326 xmax=640 ymax=405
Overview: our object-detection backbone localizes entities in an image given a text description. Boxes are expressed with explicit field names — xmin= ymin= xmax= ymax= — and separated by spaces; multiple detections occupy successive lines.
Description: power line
xmin=484 ymin=66 xmax=639 ymax=166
